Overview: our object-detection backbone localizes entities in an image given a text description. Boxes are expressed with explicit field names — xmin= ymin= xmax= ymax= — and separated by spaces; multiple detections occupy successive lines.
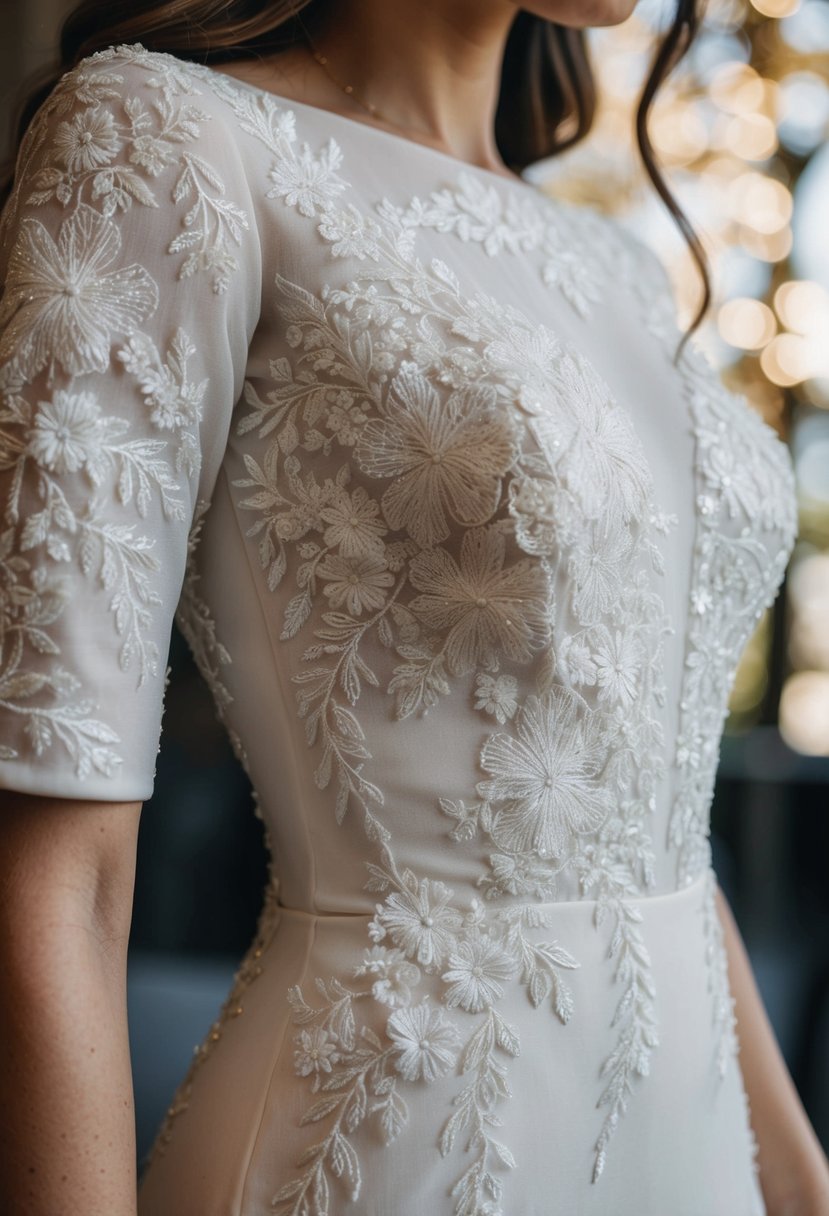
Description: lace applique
xmin=2 ymin=43 xmax=249 ymax=294
xmin=0 ymin=202 xmax=158 ymax=385
xmin=273 ymin=845 xmax=579 ymax=1215
xmin=670 ymin=343 xmax=797 ymax=889
xmin=196 ymin=89 xmax=676 ymax=1206
xmin=174 ymin=498 xmax=233 ymax=714
xmin=701 ymin=870 xmax=762 ymax=1174
xmin=90 ymin=51 xmax=787 ymax=1208
xmin=0 ymin=48 xmax=249 ymax=780
xmin=382 ymin=169 xmax=665 ymax=326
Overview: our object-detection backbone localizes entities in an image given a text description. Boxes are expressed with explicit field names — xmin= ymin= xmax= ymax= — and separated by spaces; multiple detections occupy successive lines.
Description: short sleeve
xmin=0 ymin=46 xmax=261 ymax=801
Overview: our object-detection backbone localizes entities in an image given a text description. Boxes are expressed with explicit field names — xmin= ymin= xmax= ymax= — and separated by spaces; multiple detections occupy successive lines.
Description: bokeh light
xmin=780 ymin=671 xmax=829 ymax=754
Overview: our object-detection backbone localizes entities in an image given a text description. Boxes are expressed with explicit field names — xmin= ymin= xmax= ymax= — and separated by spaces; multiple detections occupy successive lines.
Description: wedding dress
xmin=0 ymin=43 xmax=798 ymax=1215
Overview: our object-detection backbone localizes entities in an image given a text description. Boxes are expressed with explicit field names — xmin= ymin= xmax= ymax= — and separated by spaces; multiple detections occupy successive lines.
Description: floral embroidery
xmin=387 ymin=1001 xmax=462 ymax=1081
xmin=354 ymin=365 xmax=517 ymax=548
xmin=441 ymin=936 xmax=516 ymax=1013
xmin=2 ymin=44 xmax=249 ymax=293
xmin=3 ymin=42 xmax=795 ymax=1213
xmin=670 ymin=342 xmax=797 ymax=890
xmin=474 ymin=672 xmax=517 ymax=724
xmin=53 ymin=105 xmax=122 ymax=173
xmin=701 ymin=870 xmax=761 ymax=1175
xmin=0 ymin=46 xmax=251 ymax=779
xmin=0 ymin=204 xmax=158 ymax=381
xmin=27 ymin=388 xmax=102 ymax=474
xmin=479 ymin=688 xmax=613 ymax=860
xmin=353 ymin=945 xmax=421 ymax=1008
xmin=208 ymin=86 xmax=678 ymax=1201
xmin=384 ymin=169 xmax=653 ymax=323
xmin=408 ymin=527 xmax=550 ymax=675
xmin=273 ymin=844 xmax=579 ymax=1214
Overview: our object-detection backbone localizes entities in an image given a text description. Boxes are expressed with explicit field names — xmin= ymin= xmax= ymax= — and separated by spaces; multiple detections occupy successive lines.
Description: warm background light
xmin=718 ymin=297 xmax=777 ymax=349
xmin=779 ymin=671 xmax=829 ymax=755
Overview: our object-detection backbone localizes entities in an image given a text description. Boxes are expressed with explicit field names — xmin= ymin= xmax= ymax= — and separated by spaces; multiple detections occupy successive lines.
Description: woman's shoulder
xmin=22 ymin=42 xmax=267 ymax=177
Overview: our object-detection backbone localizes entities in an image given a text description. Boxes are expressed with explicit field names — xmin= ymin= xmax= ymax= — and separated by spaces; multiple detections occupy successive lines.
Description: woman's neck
xmin=300 ymin=0 xmax=517 ymax=176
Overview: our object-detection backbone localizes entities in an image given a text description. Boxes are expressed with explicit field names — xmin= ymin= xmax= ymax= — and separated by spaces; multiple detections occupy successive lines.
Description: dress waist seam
xmin=275 ymin=866 xmax=710 ymax=920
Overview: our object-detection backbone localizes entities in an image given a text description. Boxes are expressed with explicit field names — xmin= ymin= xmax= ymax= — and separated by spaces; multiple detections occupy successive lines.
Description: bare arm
xmin=715 ymin=881 xmax=829 ymax=1216
xmin=0 ymin=792 xmax=142 ymax=1216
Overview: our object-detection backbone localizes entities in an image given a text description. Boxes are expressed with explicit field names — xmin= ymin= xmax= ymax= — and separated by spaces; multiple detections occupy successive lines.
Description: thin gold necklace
xmin=304 ymin=33 xmax=394 ymax=126
xmin=301 ymin=30 xmax=521 ymax=183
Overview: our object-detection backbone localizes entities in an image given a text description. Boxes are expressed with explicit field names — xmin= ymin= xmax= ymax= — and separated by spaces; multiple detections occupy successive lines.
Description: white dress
xmin=0 ymin=43 xmax=798 ymax=1216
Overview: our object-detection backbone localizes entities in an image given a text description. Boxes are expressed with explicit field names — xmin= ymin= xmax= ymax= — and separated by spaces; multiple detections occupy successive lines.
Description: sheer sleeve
xmin=0 ymin=47 xmax=261 ymax=801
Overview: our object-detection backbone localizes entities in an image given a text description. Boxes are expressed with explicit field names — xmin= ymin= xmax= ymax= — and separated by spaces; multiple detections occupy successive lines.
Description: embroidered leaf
xmin=535 ymin=941 xmax=580 ymax=970
xmin=460 ymin=1017 xmax=494 ymax=1073
xmin=296 ymin=1140 xmax=326 ymax=1168
xmin=430 ymin=257 xmax=460 ymax=295
xmin=528 ymin=966 xmax=550 ymax=1008
xmin=490 ymin=1138 xmax=516 ymax=1169
xmin=1 ymin=672 xmax=49 ymax=699
xmin=363 ymin=862 xmax=391 ymax=893
xmin=493 ymin=1012 xmax=520 ymax=1057
xmin=300 ymin=1094 xmax=345 ymax=1125
xmin=271 ymin=1175 xmax=305 ymax=1203
xmin=282 ymin=590 xmax=312 ymax=639
xmin=552 ymin=973 xmax=575 ymax=1024
xmin=372 ymin=1084 xmax=408 ymax=1145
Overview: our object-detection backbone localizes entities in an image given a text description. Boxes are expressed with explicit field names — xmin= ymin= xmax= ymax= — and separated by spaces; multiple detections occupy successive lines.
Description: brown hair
xmin=2 ymin=0 xmax=708 ymax=358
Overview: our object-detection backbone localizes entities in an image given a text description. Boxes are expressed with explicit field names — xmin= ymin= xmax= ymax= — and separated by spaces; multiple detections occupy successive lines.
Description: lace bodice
xmin=0 ymin=45 xmax=796 ymax=1211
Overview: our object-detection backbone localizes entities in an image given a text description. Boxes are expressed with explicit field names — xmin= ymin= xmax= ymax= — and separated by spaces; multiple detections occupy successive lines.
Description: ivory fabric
xmin=0 ymin=43 xmax=798 ymax=1216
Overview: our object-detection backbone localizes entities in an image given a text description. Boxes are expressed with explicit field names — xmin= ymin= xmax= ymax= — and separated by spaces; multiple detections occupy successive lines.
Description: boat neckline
xmin=201 ymin=61 xmax=555 ymax=203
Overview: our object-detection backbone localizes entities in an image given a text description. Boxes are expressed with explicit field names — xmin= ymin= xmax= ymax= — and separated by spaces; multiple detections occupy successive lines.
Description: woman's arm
xmin=0 ymin=792 xmax=142 ymax=1216
xmin=715 ymin=880 xmax=829 ymax=1216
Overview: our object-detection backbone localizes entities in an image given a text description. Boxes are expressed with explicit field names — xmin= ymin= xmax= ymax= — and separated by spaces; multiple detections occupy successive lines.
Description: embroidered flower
xmin=507 ymin=475 xmax=565 ymax=558
xmin=474 ymin=672 xmax=518 ymax=723
xmin=326 ymin=398 xmax=368 ymax=446
xmin=593 ymin=628 xmax=644 ymax=708
xmin=699 ymin=436 xmax=763 ymax=522
xmin=479 ymin=688 xmax=612 ymax=859
xmin=26 ymin=389 xmax=102 ymax=474
xmin=0 ymin=203 xmax=158 ymax=380
xmin=540 ymin=236 xmax=604 ymax=319
xmin=293 ymin=1027 xmax=340 ymax=1078
xmin=318 ymin=203 xmax=382 ymax=260
xmin=53 ymin=105 xmax=121 ymax=173
xmin=540 ymin=351 xmax=651 ymax=524
xmin=266 ymin=136 xmax=348 ymax=217
xmin=483 ymin=322 xmax=562 ymax=397
xmin=353 ymin=945 xmax=421 ymax=1008
xmin=386 ymin=1001 xmax=460 ymax=1082
xmin=117 ymin=329 xmax=206 ymax=430
xmin=556 ymin=633 xmax=598 ymax=688
xmin=568 ymin=522 xmax=632 ymax=623
xmin=317 ymin=552 xmax=393 ymax=615
xmin=319 ymin=487 xmax=387 ymax=558
xmin=410 ymin=170 xmax=543 ymax=256
xmin=369 ymin=879 xmax=463 ymax=971
xmin=441 ymin=936 xmax=516 ymax=1013
xmin=355 ymin=362 xmax=516 ymax=549
xmin=409 ymin=526 xmax=549 ymax=675
xmin=129 ymin=133 xmax=176 ymax=176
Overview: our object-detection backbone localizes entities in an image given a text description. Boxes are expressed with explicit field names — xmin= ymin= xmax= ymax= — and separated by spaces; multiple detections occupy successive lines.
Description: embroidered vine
xmin=0 ymin=46 xmax=251 ymax=778
xmin=201 ymin=78 xmax=685 ymax=1204
xmin=670 ymin=342 xmax=798 ymax=889
xmin=0 ymin=43 xmax=798 ymax=1216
